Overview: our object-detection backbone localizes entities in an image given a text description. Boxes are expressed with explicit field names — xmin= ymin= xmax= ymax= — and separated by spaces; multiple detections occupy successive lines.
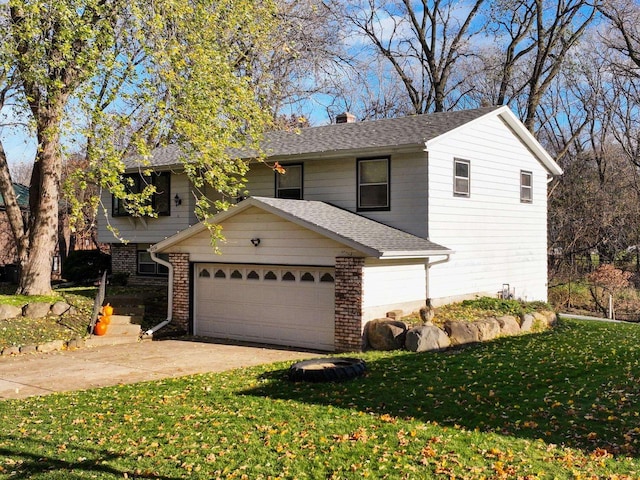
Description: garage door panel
xmin=194 ymin=264 xmax=335 ymax=350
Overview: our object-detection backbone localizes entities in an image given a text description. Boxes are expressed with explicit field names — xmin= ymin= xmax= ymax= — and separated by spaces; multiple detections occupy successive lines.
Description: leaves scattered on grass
xmin=2 ymin=318 xmax=640 ymax=478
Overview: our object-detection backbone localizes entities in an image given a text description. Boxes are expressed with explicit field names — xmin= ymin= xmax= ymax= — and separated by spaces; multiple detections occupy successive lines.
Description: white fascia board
xmin=378 ymin=250 xmax=454 ymax=259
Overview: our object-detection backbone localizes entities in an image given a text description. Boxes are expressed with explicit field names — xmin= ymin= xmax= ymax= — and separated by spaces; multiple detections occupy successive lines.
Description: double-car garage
xmin=194 ymin=263 xmax=336 ymax=351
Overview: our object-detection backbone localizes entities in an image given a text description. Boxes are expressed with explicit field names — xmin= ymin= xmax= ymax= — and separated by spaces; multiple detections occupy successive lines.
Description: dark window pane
xmin=231 ymin=270 xmax=243 ymax=279
xmin=455 ymin=161 xmax=469 ymax=178
xmin=264 ymin=271 xmax=277 ymax=280
xmin=247 ymin=270 xmax=259 ymax=280
xmin=277 ymin=188 xmax=302 ymax=200
xmin=360 ymin=185 xmax=388 ymax=207
xmin=214 ymin=269 xmax=226 ymax=278
xmin=282 ymin=271 xmax=295 ymax=281
xmin=199 ymin=269 xmax=210 ymax=278
xmin=301 ymin=272 xmax=314 ymax=282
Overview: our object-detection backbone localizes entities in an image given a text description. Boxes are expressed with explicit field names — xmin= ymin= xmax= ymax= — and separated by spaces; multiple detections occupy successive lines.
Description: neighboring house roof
xmin=124 ymin=106 xmax=563 ymax=176
xmin=0 ymin=183 xmax=29 ymax=210
xmin=151 ymin=196 xmax=453 ymax=259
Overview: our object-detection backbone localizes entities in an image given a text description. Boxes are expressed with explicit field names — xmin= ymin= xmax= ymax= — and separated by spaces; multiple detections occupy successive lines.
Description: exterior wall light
xmin=251 ymin=238 xmax=261 ymax=247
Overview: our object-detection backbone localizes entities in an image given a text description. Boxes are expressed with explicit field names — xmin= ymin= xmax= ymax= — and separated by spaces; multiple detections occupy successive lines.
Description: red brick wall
xmin=169 ymin=253 xmax=190 ymax=331
xmin=334 ymin=256 xmax=365 ymax=352
xmin=111 ymin=243 xmax=136 ymax=275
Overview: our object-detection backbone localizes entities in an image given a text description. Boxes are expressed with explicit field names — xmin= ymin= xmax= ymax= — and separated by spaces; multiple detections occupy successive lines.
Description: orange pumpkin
xmin=99 ymin=315 xmax=111 ymax=325
xmin=94 ymin=321 xmax=108 ymax=336
xmin=101 ymin=304 xmax=114 ymax=316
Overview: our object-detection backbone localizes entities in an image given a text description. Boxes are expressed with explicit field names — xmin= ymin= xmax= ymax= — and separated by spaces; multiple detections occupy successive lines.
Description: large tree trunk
xmin=17 ymin=109 xmax=63 ymax=295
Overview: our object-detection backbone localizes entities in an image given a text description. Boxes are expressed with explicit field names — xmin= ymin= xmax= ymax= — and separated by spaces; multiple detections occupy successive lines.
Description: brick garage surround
xmin=111 ymin=243 xmax=137 ymax=275
xmin=169 ymin=253 xmax=190 ymax=331
xmin=334 ymin=256 xmax=365 ymax=352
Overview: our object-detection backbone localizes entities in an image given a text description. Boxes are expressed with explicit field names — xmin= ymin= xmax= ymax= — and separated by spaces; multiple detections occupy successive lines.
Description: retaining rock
xmin=23 ymin=302 xmax=51 ymax=318
xmin=444 ymin=320 xmax=480 ymax=345
xmin=1 ymin=346 xmax=20 ymax=355
xmin=364 ymin=318 xmax=408 ymax=351
xmin=19 ymin=345 xmax=37 ymax=354
xmin=520 ymin=313 xmax=535 ymax=332
xmin=475 ymin=318 xmax=502 ymax=341
xmin=405 ymin=324 xmax=451 ymax=352
xmin=495 ymin=315 xmax=521 ymax=336
xmin=37 ymin=340 xmax=65 ymax=353
xmin=0 ymin=304 xmax=22 ymax=320
xmin=51 ymin=301 xmax=71 ymax=316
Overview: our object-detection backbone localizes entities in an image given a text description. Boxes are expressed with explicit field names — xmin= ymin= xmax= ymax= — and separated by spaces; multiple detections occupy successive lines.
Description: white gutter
xmin=144 ymin=250 xmax=174 ymax=336
xmin=424 ymin=254 xmax=452 ymax=306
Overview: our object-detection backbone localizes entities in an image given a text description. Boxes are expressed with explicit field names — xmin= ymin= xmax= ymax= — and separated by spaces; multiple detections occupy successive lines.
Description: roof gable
xmin=152 ymin=197 xmax=452 ymax=259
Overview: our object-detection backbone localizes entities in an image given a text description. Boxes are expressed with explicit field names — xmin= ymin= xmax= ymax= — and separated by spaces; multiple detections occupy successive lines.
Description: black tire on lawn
xmin=288 ymin=357 xmax=367 ymax=382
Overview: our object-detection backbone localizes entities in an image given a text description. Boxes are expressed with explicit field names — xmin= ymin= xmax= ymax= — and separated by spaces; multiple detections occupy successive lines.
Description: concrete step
xmin=102 ymin=323 xmax=141 ymax=336
xmin=85 ymin=334 xmax=140 ymax=347
xmin=107 ymin=314 xmax=143 ymax=325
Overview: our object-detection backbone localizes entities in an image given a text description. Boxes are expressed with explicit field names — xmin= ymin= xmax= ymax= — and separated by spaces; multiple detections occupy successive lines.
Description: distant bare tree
xmin=329 ymin=0 xmax=487 ymax=114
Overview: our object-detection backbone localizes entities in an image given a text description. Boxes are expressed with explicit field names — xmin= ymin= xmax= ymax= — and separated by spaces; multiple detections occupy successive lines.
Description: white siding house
xmin=99 ymin=106 xmax=562 ymax=351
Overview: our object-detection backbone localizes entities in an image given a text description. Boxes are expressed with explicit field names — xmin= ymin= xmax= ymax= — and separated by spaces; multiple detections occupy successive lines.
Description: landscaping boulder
xmin=495 ymin=315 xmax=521 ymax=336
xmin=0 ymin=304 xmax=22 ymax=320
xmin=444 ymin=320 xmax=480 ymax=345
xmin=475 ymin=318 xmax=501 ymax=341
xmin=520 ymin=313 xmax=535 ymax=332
xmin=405 ymin=324 xmax=451 ymax=352
xmin=51 ymin=301 xmax=71 ymax=316
xmin=23 ymin=302 xmax=52 ymax=318
xmin=538 ymin=311 xmax=557 ymax=327
xmin=364 ymin=318 xmax=408 ymax=350
xmin=37 ymin=340 xmax=65 ymax=353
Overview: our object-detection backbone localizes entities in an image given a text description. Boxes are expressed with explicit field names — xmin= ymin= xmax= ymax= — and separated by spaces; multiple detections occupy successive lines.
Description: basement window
xmin=137 ymin=251 xmax=169 ymax=276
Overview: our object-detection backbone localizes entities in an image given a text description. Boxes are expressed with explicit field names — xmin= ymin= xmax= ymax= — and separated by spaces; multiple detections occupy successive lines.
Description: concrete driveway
xmin=0 ymin=339 xmax=315 ymax=400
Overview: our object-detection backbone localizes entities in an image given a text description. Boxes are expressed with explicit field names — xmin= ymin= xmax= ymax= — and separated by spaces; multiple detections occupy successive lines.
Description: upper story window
xmin=521 ymin=170 xmax=533 ymax=203
xmin=357 ymin=157 xmax=390 ymax=211
xmin=453 ymin=158 xmax=470 ymax=197
xmin=275 ymin=164 xmax=303 ymax=199
xmin=113 ymin=172 xmax=171 ymax=217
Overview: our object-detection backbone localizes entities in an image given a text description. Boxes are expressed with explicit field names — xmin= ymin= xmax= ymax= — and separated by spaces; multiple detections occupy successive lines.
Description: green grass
xmin=1 ymin=318 xmax=640 ymax=478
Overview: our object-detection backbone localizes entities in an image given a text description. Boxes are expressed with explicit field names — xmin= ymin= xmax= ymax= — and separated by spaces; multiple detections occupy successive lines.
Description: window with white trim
xmin=454 ymin=159 xmax=470 ymax=197
xmin=521 ymin=171 xmax=533 ymax=203
xmin=357 ymin=157 xmax=390 ymax=211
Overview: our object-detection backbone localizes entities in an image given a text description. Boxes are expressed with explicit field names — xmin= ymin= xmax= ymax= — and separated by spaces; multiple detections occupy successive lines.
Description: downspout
xmin=425 ymin=254 xmax=451 ymax=307
xmin=144 ymin=250 xmax=174 ymax=336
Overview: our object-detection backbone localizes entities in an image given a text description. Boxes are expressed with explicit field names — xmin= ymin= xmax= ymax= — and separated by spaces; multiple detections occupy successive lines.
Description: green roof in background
xmin=0 ymin=184 xmax=29 ymax=209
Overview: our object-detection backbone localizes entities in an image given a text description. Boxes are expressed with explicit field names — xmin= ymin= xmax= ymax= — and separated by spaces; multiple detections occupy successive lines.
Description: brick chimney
xmin=335 ymin=112 xmax=356 ymax=124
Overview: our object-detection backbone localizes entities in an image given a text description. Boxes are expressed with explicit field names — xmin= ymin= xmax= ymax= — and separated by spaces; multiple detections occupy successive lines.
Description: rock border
xmin=0 ymin=335 xmax=88 ymax=357
xmin=364 ymin=310 xmax=557 ymax=352
xmin=0 ymin=300 xmax=84 ymax=357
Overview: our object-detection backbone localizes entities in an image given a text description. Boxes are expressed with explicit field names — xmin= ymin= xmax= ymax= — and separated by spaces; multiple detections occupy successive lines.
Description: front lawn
xmin=1 ymin=318 xmax=640 ymax=478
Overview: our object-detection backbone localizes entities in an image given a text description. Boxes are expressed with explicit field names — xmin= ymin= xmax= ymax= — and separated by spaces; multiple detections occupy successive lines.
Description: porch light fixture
xmin=251 ymin=238 xmax=261 ymax=247
xmin=174 ymin=194 xmax=182 ymax=206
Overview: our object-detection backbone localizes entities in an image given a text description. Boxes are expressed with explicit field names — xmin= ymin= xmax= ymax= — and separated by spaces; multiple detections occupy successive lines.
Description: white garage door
xmin=194 ymin=264 xmax=335 ymax=351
